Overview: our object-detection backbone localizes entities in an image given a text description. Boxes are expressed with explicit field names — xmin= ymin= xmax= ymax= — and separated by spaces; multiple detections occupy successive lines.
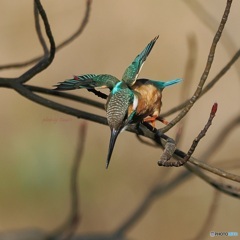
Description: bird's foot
xmin=143 ymin=115 xmax=158 ymax=128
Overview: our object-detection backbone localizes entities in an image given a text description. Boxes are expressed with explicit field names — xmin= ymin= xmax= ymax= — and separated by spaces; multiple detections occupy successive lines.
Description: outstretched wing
xmin=54 ymin=74 xmax=120 ymax=91
xmin=122 ymin=35 xmax=159 ymax=87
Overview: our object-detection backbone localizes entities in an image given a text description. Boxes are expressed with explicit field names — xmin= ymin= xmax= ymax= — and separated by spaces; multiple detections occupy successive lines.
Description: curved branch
xmin=0 ymin=0 xmax=92 ymax=71
xmin=15 ymin=0 xmax=56 ymax=83
xmin=34 ymin=1 xmax=48 ymax=55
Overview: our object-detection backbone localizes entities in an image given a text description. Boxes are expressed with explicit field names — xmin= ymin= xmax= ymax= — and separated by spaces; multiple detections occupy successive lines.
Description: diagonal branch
xmin=184 ymin=0 xmax=240 ymax=82
xmin=185 ymin=163 xmax=240 ymax=198
xmin=194 ymin=190 xmax=221 ymax=240
xmin=158 ymin=103 xmax=218 ymax=167
xmin=113 ymin=171 xmax=191 ymax=238
xmin=160 ymin=0 xmax=233 ymax=132
xmin=161 ymin=48 xmax=240 ymax=118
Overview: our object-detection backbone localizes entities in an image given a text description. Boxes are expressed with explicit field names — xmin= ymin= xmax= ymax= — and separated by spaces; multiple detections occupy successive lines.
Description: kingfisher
xmin=54 ymin=36 xmax=182 ymax=168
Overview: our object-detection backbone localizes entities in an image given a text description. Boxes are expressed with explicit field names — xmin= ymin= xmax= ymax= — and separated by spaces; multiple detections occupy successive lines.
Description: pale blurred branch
xmin=183 ymin=0 xmax=240 ymax=81
xmin=175 ymin=34 xmax=198 ymax=145
xmin=216 ymin=158 xmax=240 ymax=170
xmin=161 ymin=48 xmax=240 ymax=118
xmin=185 ymin=163 xmax=240 ymax=198
xmin=192 ymin=190 xmax=221 ymax=240
xmin=113 ymin=171 xmax=190 ymax=238
xmin=47 ymin=123 xmax=87 ymax=240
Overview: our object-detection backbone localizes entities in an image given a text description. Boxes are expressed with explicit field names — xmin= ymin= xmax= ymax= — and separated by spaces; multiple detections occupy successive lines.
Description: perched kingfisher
xmin=54 ymin=36 xmax=182 ymax=168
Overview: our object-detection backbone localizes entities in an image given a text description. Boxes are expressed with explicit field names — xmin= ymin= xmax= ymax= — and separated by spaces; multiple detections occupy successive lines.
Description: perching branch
xmin=158 ymin=103 xmax=218 ymax=167
xmin=0 ymin=0 xmax=237 ymax=197
xmin=0 ymin=1 xmax=240 ymax=239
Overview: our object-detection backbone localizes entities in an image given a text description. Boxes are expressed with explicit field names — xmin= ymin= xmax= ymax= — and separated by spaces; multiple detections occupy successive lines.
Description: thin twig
xmin=184 ymin=0 xmax=240 ymax=82
xmin=158 ymin=103 xmax=217 ymax=167
xmin=201 ymin=115 xmax=240 ymax=161
xmin=176 ymin=34 xmax=198 ymax=145
xmin=48 ymin=123 xmax=88 ymax=240
xmin=113 ymin=171 xmax=191 ymax=237
xmin=15 ymin=0 xmax=55 ymax=84
xmin=160 ymin=0 xmax=232 ymax=131
xmin=56 ymin=0 xmax=92 ymax=51
xmin=181 ymin=103 xmax=218 ymax=165
xmin=216 ymin=158 xmax=240 ymax=170
xmin=188 ymin=156 xmax=240 ymax=183
xmin=34 ymin=1 xmax=48 ymax=55
xmin=0 ymin=0 xmax=92 ymax=71
xmin=161 ymin=48 xmax=240 ymax=118
xmin=185 ymin=163 xmax=240 ymax=198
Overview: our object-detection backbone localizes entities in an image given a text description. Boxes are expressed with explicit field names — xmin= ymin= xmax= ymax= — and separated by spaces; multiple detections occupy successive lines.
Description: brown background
xmin=0 ymin=0 xmax=239 ymax=239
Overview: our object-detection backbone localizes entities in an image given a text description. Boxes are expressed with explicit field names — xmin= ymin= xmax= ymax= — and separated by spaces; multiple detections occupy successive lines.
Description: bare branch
xmin=184 ymin=0 xmax=240 ymax=81
xmin=15 ymin=0 xmax=55 ymax=84
xmin=0 ymin=0 xmax=92 ymax=71
xmin=188 ymin=156 xmax=240 ymax=183
xmin=160 ymin=0 xmax=233 ymax=131
xmin=194 ymin=190 xmax=221 ymax=240
xmin=201 ymin=115 xmax=240 ymax=161
xmin=180 ymin=103 xmax=218 ymax=165
xmin=176 ymin=34 xmax=198 ymax=145
xmin=159 ymin=103 xmax=218 ymax=167
xmin=185 ymin=163 xmax=240 ymax=198
xmin=48 ymin=123 xmax=88 ymax=240
xmin=34 ymin=1 xmax=48 ymax=55
xmin=113 ymin=171 xmax=191 ymax=238
xmin=161 ymin=48 xmax=240 ymax=118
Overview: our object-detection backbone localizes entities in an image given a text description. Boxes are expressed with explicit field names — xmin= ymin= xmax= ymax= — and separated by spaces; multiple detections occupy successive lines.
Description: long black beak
xmin=106 ymin=129 xmax=120 ymax=169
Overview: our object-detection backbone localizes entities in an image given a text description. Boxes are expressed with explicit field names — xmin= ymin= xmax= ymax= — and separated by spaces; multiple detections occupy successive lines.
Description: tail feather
xmin=149 ymin=78 xmax=182 ymax=89
xmin=162 ymin=78 xmax=182 ymax=88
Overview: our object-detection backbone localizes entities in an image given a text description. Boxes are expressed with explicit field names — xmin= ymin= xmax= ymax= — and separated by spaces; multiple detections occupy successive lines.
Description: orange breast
xmin=131 ymin=81 xmax=162 ymax=120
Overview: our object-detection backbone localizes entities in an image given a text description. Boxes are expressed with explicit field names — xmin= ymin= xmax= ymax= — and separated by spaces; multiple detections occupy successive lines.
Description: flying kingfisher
xmin=54 ymin=36 xmax=182 ymax=168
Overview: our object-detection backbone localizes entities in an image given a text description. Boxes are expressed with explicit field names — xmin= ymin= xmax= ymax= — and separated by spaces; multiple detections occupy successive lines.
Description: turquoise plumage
xmin=122 ymin=35 xmax=159 ymax=86
xmin=54 ymin=36 xmax=182 ymax=168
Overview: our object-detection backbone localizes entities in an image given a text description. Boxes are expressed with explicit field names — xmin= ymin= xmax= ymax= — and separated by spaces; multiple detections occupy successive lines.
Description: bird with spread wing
xmin=54 ymin=36 xmax=182 ymax=168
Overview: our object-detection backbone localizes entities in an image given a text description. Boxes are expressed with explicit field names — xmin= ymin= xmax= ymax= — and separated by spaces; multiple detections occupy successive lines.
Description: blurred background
xmin=0 ymin=0 xmax=240 ymax=239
